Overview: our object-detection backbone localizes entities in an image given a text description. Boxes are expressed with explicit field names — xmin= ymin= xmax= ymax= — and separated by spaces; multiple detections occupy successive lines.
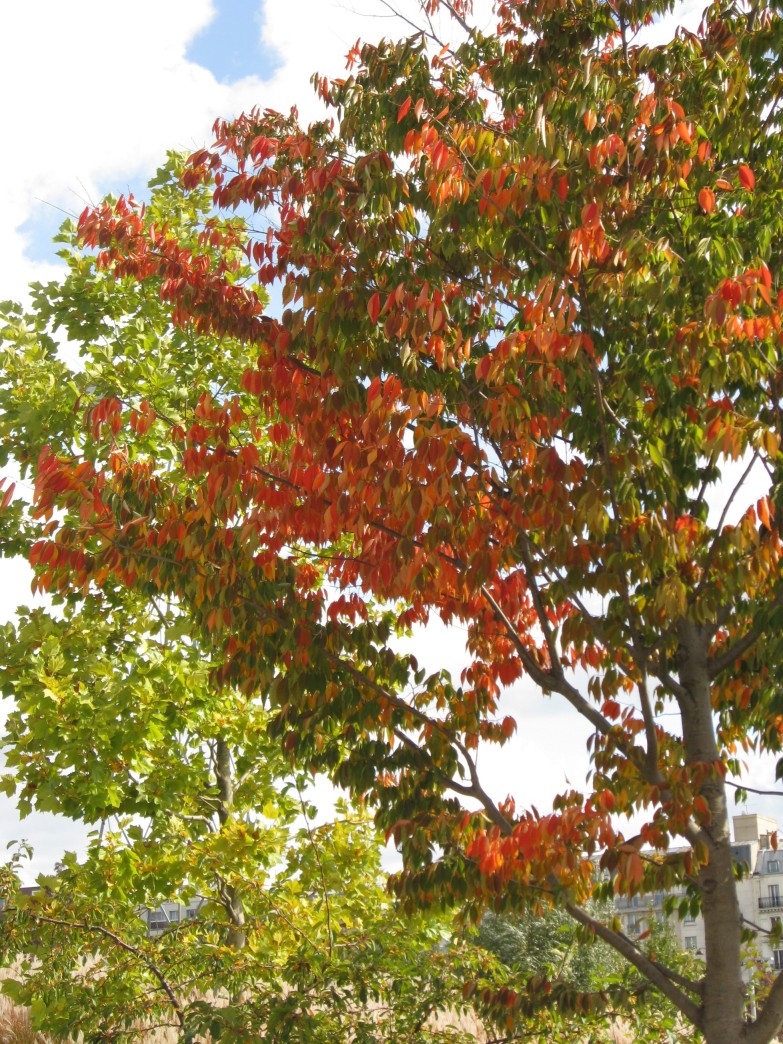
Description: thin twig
xmin=11 ymin=909 xmax=186 ymax=1028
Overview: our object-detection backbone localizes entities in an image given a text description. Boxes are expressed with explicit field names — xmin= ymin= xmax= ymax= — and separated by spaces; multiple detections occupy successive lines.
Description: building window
xmin=770 ymin=860 xmax=780 ymax=873
xmin=774 ymin=950 xmax=783 ymax=971
xmin=146 ymin=907 xmax=180 ymax=932
xmin=685 ymin=936 xmax=697 ymax=951
xmin=761 ymin=886 xmax=783 ymax=909
xmin=684 ymin=914 xmax=696 ymax=924
xmin=147 ymin=912 xmax=171 ymax=933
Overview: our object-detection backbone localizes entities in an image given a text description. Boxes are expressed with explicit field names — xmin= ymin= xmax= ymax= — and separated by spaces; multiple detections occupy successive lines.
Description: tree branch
xmin=479 ymin=583 xmax=614 ymax=740
xmin=434 ymin=0 xmax=472 ymax=35
xmin=563 ymin=900 xmax=704 ymax=1028
xmin=709 ymin=623 xmax=764 ymax=678
xmin=12 ymin=909 xmax=186 ymax=1028
xmin=744 ymin=968 xmax=783 ymax=1044
xmin=694 ymin=450 xmax=760 ymax=605
xmin=516 ymin=532 xmax=562 ymax=678
xmin=726 ymin=779 xmax=783 ymax=798
xmin=295 ymin=778 xmax=334 ymax=959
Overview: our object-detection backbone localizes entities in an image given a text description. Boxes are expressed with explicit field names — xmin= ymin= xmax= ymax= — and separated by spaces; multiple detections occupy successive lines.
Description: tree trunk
xmin=676 ymin=621 xmax=745 ymax=1044
xmin=215 ymin=735 xmax=247 ymax=951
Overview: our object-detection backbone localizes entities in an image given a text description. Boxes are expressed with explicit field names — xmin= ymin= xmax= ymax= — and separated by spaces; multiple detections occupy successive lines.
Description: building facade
xmin=614 ymin=813 xmax=782 ymax=969
xmin=139 ymin=896 xmax=206 ymax=935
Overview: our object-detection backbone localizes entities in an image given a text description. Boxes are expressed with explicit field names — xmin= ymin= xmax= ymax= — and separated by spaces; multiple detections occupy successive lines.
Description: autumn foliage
xmin=8 ymin=0 xmax=783 ymax=1040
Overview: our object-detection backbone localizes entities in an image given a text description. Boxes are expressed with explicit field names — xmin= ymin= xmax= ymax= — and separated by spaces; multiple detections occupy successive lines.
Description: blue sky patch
xmin=20 ymin=176 xmax=153 ymax=264
xmin=19 ymin=199 xmax=78 ymax=263
xmin=187 ymin=0 xmax=281 ymax=83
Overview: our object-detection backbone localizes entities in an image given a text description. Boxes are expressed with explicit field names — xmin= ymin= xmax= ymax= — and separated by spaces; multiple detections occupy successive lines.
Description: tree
xmin=3 ymin=0 xmax=783 ymax=1040
xmin=0 ymin=156 xmax=496 ymax=1042
xmin=477 ymin=906 xmax=626 ymax=991
xmin=476 ymin=906 xmax=697 ymax=1040
xmin=0 ymin=799 xmax=492 ymax=1041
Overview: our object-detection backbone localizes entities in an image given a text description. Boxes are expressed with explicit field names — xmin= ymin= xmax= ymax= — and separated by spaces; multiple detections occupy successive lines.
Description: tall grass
xmin=0 ymin=996 xmax=50 ymax=1044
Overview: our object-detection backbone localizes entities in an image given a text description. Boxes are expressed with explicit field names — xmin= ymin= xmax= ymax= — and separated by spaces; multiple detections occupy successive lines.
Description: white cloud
xmin=0 ymin=1 xmax=480 ymax=303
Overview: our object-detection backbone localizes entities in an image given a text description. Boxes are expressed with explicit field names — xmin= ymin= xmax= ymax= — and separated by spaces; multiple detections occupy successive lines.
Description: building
xmin=614 ymin=813 xmax=782 ymax=968
xmin=139 ymin=896 xmax=206 ymax=935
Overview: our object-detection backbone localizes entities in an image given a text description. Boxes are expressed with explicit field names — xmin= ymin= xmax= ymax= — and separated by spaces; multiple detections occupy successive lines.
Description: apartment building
xmin=614 ymin=813 xmax=782 ymax=968
xmin=139 ymin=896 xmax=206 ymax=935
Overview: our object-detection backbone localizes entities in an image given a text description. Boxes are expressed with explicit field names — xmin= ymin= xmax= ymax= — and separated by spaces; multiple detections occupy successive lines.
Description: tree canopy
xmin=0 ymin=157 xmax=499 ymax=1041
xmin=3 ymin=0 xmax=783 ymax=1041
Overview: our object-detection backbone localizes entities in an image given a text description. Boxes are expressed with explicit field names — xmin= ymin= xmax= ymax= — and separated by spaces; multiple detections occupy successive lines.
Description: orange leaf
xmin=500 ymin=715 xmax=516 ymax=738
xmin=397 ymin=96 xmax=412 ymax=123
xmin=414 ymin=97 xmax=424 ymax=120
xmin=738 ymin=164 xmax=755 ymax=191
xmin=758 ymin=496 xmax=772 ymax=531
xmin=583 ymin=109 xmax=597 ymax=133
xmin=698 ymin=187 xmax=715 ymax=214
xmin=677 ymin=121 xmax=692 ymax=144
xmin=431 ymin=139 xmax=448 ymax=172
xmin=367 ymin=292 xmax=381 ymax=324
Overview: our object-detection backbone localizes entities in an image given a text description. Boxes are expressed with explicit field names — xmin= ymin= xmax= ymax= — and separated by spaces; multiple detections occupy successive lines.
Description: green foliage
xmin=473 ymin=906 xmax=699 ymax=1041
xmin=1 ymin=806 xmax=490 ymax=1042
xmin=477 ymin=905 xmax=626 ymax=990
xmin=0 ymin=155 xmax=495 ymax=1041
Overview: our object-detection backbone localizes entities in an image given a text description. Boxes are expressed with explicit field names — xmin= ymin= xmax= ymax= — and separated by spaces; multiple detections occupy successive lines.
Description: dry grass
xmin=0 ymin=996 xmax=51 ymax=1044
xmin=0 ymin=999 xmax=687 ymax=1044
xmin=0 ymin=986 xmax=705 ymax=1043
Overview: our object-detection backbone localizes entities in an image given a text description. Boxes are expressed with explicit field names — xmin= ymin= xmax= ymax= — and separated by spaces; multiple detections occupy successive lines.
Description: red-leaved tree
xmin=16 ymin=0 xmax=783 ymax=1039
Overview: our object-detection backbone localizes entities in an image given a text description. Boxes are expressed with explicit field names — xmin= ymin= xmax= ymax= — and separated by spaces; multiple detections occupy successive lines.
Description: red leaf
xmin=698 ymin=187 xmax=715 ymax=214
xmin=738 ymin=164 xmax=755 ymax=191
xmin=476 ymin=354 xmax=492 ymax=382
xmin=582 ymin=202 xmax=600 ymax=230
xmin=677 ymin=121 xmax=692 ymax=144
xmin=397 ymin=96 xmax=412 ymax=123
xmin=368 ymin=292 xmax=381 ymax=324
xmin=500 ymin=715 xmax=516 ymax=738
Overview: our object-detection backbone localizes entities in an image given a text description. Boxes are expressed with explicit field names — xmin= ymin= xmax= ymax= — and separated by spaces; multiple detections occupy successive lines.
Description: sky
xmin=0 ymin=0 xmax=778 ymax=881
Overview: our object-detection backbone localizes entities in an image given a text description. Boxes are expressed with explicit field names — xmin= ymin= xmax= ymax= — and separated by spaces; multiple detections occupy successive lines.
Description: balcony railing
xmin=759 ymin=896 xmax=783 ymax=910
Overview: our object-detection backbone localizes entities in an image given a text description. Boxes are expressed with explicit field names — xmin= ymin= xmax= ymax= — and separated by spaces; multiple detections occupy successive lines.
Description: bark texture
xmin=677 ymin=621 xmax=745 ymax=1044
xmin=215 ymin=735 xmax=247 ymax=951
